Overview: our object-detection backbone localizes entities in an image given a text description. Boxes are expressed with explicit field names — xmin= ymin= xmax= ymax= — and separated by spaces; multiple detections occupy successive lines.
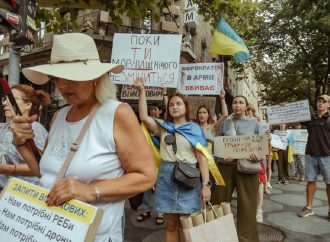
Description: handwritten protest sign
xmin=0 ymin=178 xmax=103 ymax=242
xmin=272 ymin=130 xmax=288 ymax=150
xmin=288 ymin=129 xmax=308 ymax=155
xmin=185 ymin=96 xmax=216 ymax=119
xmin=111 ymin=34 xmax=182 ymax=88
xmin=266 ymin=100 xmax=311 ymax=125
xmin=121 ymin=85 xmax=163 ymax=100
xmin=178 ymin=63 xmax=224 ymax=95
xmin=214 ymin=134 xmax=269 ymax=159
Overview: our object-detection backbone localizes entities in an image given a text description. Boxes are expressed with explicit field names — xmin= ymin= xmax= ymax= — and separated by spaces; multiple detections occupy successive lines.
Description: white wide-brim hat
xmin=22 ymin=33 xmax=123 ymax=85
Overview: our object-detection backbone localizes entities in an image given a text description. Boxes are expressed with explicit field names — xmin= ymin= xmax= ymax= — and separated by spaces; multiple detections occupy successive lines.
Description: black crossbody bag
xmin=164 ymin=133 xmax=200 ymax=189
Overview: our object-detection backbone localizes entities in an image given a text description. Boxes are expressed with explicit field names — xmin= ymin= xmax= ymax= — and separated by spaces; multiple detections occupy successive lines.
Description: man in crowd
xmin=298 ymin=94 xmax=330 ymax=221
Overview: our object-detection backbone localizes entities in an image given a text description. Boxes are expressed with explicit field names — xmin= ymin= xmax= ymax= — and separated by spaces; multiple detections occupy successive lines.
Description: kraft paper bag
xmin=180 ymin=215 xmax=193 ymax=229
xmin=182 ymin=213 xmax=239 ymax=242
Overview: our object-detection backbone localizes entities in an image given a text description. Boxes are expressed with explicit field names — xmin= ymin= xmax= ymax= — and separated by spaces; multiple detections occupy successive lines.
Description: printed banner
xmin=111 ymin=34 xmax=182 ymax=88
xmin=266 ymin=100 xmax=311 ymax=125
xmin=0 ymin=178 xmax=103 ymax=242
xmin=186 ymin=96 xmax=216 ymax=119
xmin=288 ymin=129 xmax=308 ymax=155
xmin=214 ymin=134 xmax=269 ymax=159
xmin=272 ymin=130 xmax=288 ymax=150
xmin=121 ymin=85 xmax=163 ymax=100
xmin=178 ymin=63 xmax=224 ymax=95
xmin=271 ymin=134 xmax=286 ymax=150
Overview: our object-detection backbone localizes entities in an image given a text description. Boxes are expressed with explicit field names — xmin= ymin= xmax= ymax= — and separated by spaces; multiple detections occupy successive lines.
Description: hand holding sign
xmin=46 ymin=177 xmax=96 ymax=207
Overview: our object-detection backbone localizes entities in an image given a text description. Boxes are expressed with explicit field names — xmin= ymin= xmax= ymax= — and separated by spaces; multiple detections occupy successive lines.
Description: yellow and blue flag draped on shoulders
xmin=141 ymin=123 xmax=161 ymax=172
xmin=287 ymin=132 xmax=295 ymax=164
xmin=209 ymin=18 xmax=251 ymax=63
xmin=155 ymin=119 xmax=225 ymax=186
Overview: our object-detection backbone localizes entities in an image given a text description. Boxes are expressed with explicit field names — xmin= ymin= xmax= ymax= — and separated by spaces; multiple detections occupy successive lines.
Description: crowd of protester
xmin=0 ymin=32 xmax=329 ymax=242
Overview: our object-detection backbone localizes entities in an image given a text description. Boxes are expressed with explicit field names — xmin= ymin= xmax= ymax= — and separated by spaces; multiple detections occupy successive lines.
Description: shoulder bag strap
xmin=52 ymin=103 xmax=100 ymax=187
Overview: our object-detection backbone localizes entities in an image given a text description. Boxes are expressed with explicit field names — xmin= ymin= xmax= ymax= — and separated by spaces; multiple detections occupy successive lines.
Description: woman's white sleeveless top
xmin=40 ymin=100 xmax=124 ymax=242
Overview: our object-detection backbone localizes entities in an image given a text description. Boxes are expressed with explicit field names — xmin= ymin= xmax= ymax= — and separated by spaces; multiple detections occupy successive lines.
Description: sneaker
xmin=267 ymin=182 xmax=272 ymax=189
xmin=256 ymin=210 xmax=263 ymax=223
xmin=298 ymin=207 xmax=314 ymax=218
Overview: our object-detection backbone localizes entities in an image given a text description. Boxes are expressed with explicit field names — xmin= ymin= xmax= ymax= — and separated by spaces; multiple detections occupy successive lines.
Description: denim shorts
xmin=305 ymin=155 xmax=330 ymax=184
xmin=154 ymin=162 xmax=202 ymax=214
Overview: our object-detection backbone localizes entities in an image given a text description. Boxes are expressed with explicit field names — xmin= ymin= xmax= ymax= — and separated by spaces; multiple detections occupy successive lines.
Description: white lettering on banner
xmin=121 ymin=85 xmax=163 ymax=100
xmin=179 ymin=63 xmax=224 ymax=95
xmin=186 ymin=96 xmax=216 ymax=119
xmin=0 ymin=178 xmax=103 ymax=242
xmin=266 ymin=100 xmax=311 ymax=125
xmin=111 ymin=34 xmax=182 ymax=88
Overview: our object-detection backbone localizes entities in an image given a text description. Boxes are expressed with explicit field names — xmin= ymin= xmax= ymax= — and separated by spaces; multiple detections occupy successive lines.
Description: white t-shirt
xmin=40 ymin=100 xmax=124 ymax=242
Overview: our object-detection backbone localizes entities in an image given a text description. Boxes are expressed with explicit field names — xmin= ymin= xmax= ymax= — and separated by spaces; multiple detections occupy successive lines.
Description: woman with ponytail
xmin=0 ymin=84 xmax=50 ymax=189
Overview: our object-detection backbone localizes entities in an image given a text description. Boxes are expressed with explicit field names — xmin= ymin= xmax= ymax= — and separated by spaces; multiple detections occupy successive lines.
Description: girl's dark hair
xmin=12 ymin=84 xmax=51 ymax=116
xmin=196 ymin=105 xmax=211 ymax=124
xmin=165 ymin=92 xmax=190 ymax=122
xmin=232 ymin=95 xmax=248 ymax=105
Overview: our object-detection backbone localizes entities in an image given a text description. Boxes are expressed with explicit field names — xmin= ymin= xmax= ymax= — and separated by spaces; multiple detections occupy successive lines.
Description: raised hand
xmin=134 ymin=77 xmax=145 ymax=92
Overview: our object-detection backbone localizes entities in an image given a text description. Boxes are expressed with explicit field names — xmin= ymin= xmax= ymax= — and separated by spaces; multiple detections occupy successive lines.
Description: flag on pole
xmin=209 ymin=18 xmax=251 ymax=63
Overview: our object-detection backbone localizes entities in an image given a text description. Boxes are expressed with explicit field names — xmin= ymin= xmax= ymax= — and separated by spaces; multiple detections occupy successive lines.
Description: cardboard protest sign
xmin=121 ymin=85 xmax=163 ymax=100
xmin=178 ymin=63 xmax=224 ymax=95
xmin=272 ymin=130 xmax=288 ymax=150
xmin=185 ymin=96 xmax=216 ymax=119
xmin=0 ymin=178 xmax=103 ymax=242
xmin=270 ymin=134 xmax=286 ymax=150
xmin=288 ymin=129 xmax=308 ymax=155
xmin=214 ymin=134 xmax=269 ymax=159
xmin=111 ymin=34 xmax=182 ymax=88
xmin=266 ymin=100 xmax=311 ymax=125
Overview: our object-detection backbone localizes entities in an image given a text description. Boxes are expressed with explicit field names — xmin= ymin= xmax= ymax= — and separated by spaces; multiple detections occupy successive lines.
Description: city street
xmin=124 ymin=175 xmax=330 ymax=242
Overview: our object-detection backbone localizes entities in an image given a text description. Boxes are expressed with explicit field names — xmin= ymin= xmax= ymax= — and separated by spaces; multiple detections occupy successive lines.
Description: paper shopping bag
xmin=182 ymin=213 xmax=239 ymax=242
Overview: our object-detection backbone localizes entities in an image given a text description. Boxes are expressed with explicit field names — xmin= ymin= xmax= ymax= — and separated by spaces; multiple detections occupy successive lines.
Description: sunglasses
xmin=2 ymin=96 xmax=27 ymax=103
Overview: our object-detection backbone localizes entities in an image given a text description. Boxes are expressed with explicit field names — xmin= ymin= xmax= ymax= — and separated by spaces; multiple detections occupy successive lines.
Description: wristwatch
xmin=202 ymin=180 xmax=212 ymax=188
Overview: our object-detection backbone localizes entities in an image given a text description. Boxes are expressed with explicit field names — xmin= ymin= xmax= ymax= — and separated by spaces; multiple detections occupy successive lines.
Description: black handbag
xmin=171 ymin=161 xmax=201 ymax=189
xmin=164 ymin=133 xmax=201 ymax=189
xmin=128 ymin=193 xmax=143 ymax=210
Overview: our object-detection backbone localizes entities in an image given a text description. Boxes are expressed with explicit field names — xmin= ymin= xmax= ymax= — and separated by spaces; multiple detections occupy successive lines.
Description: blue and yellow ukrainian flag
xmin=154 ymin=119 xmax=225 ymax=186
xmin=141 ymin=123 xmax=161 ymax=171
xmin=209 ymin=18 xmax=251 ymax=63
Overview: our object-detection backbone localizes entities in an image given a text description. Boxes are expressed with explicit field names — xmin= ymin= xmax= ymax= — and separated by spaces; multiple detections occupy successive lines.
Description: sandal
xmin=137 ymin=211 xmax=151 ymax=222
xmin=264 ymin=189 xmax=271 ymax=195
xmin=155 ymin=216 xmax=165 ymax=225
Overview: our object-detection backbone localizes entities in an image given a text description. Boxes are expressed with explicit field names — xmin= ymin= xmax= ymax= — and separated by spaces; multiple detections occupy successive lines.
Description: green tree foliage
xmin=254 ymin=0 xmax=330 ymax=106
xmin=196 ymin=0 xmax=330 ymax=107
xmin=35 ymin=0 xmax=171 ymax=33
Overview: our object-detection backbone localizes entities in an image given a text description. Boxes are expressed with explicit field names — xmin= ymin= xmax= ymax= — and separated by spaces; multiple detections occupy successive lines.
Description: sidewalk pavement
xmin=123 ymin=176 xmax=330 ymax=242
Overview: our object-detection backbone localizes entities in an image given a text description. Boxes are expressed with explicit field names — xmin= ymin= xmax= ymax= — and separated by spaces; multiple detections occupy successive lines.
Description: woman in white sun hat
xmin=10 ymin=33 xmax=156 ymax=242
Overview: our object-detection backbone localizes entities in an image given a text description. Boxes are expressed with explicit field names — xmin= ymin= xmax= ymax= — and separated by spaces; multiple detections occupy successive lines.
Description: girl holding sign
xmin=212 ymin=95 xmax=268 ymax=242
xmin=135 ymin=78 xmax=215 ymax=242
xmin=0 ymin=84 xmax=50 ymax=190
xmin=196 ymin=89 xmax=228 ymax=146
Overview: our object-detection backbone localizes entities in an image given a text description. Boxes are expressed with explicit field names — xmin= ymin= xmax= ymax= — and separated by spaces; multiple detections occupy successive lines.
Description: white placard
xmin=272 ymin=130 xmax=288 ymax=150
xmin=288 ymin=129 xmax=308 ymax=155
xmin=271 ymin=134 xmax=285 ymax=150
xmin=121 ymin=85 xmax=163 ymax=100
xmin=111 ymin=34 xmax=182 ymax=88
xmin=0 ymin=178 xmax=103 ymax=242
xmin=266 ymin=100 xmax=311 ymax=125
xmin=214 ymin=134 xmax=269 ymax=159
xmin=178 ymin=63 xmax=224 ymax=95
xmin=185 ymin=96 xmax=216 ymax=119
